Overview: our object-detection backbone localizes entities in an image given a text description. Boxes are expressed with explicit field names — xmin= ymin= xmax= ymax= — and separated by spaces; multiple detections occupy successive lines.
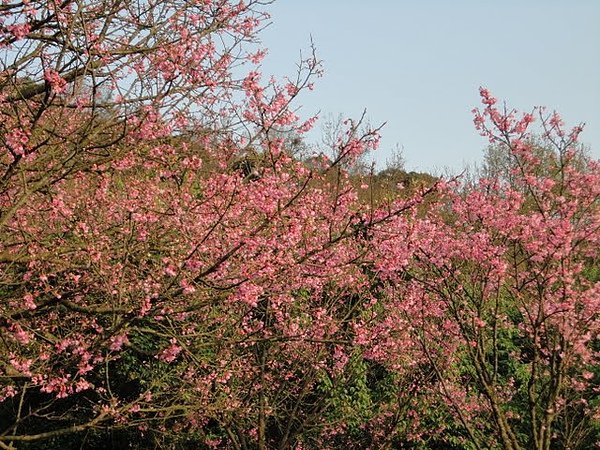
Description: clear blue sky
xmin=259 ymin=0 xmax=600 ymax=173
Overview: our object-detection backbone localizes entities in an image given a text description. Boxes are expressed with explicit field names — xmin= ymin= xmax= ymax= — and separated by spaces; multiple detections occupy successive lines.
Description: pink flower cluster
xmin=157 ymin=338 xmax=183 ymax=363
xmin=44 ymin=69 xmax=68 ymax=94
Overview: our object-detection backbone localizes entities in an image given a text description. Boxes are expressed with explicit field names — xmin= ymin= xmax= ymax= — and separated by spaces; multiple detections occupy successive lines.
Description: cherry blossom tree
xmin=0 ymin=1 xmax=435 ymax=448
xmin=370 ymin=89 xmax=599 ymax=449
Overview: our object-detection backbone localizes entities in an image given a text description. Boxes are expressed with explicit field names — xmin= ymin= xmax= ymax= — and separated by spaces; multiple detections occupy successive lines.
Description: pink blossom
xmin=157 ymin=338 xmax=182 ymax=363
xmin=9 ymin=357 xmax=32 ymax=377
xmin=110 ymin=333 xmax=130 ymax=351
xmin=180 ymin=278 xmax=196 ymax=295
xmin=7 ymin=23 xmax=31 ymax=40
xmin=479 ymin=86 xmax=497 ymax=105
xmin=75 ymin=379 xmax=92 ymax=392
xmin=5 ymin=128 xmax=30 ymax=156
xmin=23 ymin=292 xmax=36 ymax=310
xmin=44 ymin=69 xmax=68 ymax=94
xmin=10 ymin=323 xmax=31 ymax=344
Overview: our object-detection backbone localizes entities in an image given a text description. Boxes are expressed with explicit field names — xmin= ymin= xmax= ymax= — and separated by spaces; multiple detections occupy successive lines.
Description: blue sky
xmin=259 ymin=1 xmax=600 ymax=173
